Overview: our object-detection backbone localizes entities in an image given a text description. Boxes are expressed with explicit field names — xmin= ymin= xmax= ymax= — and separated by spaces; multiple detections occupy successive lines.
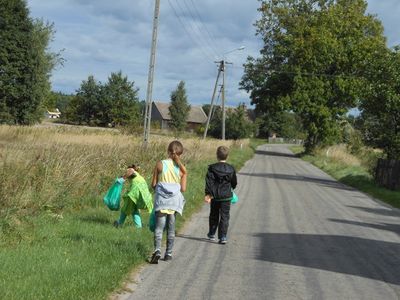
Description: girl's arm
xmin=151 ymin=161 xmax=162 ymax=189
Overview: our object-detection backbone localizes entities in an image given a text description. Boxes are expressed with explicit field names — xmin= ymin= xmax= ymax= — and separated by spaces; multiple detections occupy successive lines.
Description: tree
xmin=103 ymin=71 xmax=141 ymax=127
xmin=65 ymin=75 xmax=103 ymax=125
xmin=202 ymin=104 xmax=223 ymax=139
xmin=241 ymin=0 xmax=387 ymax=152
xmin=360 ymin=47 xmax=400 ymax=160
xmin=169 ymin=81 xmax=190 ymax=132
xmin=225 ymin=104 xmax=254 ymax=140
xmin=0 ymin=0 xmax=60 ymax=124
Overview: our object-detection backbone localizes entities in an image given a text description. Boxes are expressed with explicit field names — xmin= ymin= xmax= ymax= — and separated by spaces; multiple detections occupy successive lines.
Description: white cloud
xmin=26 ymin=0 xmax=399 ymax=107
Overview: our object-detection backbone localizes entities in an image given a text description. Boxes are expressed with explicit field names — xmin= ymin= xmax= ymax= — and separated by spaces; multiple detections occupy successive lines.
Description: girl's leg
xmin=117 ymin=212 xmax=127 ymax=225
xmin=132 ymin=208 xmax=142 ymax=228
xmin=154 ymin=212 xmax=166 ymax=252
xmin=165 ymin=213 xmax=176 ymax=256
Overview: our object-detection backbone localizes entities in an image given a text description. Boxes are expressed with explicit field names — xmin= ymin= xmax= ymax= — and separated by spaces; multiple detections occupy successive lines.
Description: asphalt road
xmin=118 ymin=144 xmax=400 ymax=300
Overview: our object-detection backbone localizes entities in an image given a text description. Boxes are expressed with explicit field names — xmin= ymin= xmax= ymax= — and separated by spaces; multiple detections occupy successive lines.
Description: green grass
xmin=290 ymin=146 xmax=400 ymax=209
xmin=0 ymin=139 xmax=263 ymax=300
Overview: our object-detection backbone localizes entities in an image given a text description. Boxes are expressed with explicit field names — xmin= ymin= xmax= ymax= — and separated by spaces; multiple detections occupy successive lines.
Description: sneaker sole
xmin=150 ymin=253 xmax=161 ymax=264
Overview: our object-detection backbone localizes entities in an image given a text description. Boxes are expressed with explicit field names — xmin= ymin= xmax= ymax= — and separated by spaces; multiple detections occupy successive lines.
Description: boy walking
xmin=204 ymin=146 xmax=237 ymax=244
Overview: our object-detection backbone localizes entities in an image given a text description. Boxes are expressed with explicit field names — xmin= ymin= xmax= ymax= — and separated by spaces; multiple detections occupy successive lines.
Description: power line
xmin=167 ymin=0 xmax=214 ymax=62
xmin=187 ymin=0 xmax=222 ymax=56
xmin=180 ymin=0 xmax=221 ymax=58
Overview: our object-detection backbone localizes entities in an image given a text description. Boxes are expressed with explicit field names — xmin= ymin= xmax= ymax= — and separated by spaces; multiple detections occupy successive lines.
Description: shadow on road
xmin=176 ymin=234 xmax=216 ymax=244
xmin=253 ymin=233 xmax=400 ymax=285
xmin=255 ymin=150 xmax=297 ymax=159
xmin=328 ymin=218 xmax=400 ymax=235
xmin=347 ymin=205 xmax=400 ymax=217
xmin=238 ymin=172 xmax=354 ymax=191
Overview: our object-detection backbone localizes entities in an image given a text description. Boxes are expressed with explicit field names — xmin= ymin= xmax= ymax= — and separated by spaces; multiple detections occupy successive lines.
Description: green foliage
xmin=360 ymin=47 xmax=400 ymax=160
xmin=64 ymin=72 xmax=141 ymax=127
xmin=225 ymin=104 xmax=254 ymax=140
xmin=202 ymin=104 xmax=222 ymax=139
xmin=241 ymin=0 xmax=387 ymax=153
xmin=0 ymin=0 xmax=60 ymax=125
xmin=256 ymin=111 xmax=305 ymax=139
xmin=169 ymin=81 xmax=190 ymax=132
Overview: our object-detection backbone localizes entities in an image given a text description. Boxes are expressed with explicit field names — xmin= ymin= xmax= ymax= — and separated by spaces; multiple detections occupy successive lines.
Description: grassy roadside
xmin=0 ymin=127 xmax=265 ymax=300
xmin=290 ymin=146 xmax=400 ymax=209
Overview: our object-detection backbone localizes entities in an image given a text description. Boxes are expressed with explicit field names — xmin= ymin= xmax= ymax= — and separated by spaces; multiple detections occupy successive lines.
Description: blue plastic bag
xmin=231 ymin=191 xmax=239 ymax=204
xmin=148 ymin=209 xmax=156 ymax=232
xmin=103 ymin=177 xmax=124 ymax=211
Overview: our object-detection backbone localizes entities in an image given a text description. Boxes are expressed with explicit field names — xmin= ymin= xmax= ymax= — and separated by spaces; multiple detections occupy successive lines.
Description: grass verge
xmin=0 ymin=127 xmax=265 ymax=299
xmin=290 ymin=146 xmax=400 ymax=209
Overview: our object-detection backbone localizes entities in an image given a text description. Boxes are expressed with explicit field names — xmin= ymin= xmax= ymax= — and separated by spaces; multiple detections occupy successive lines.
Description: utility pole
xmin=203 ymin=61 xmax=223 ymax=139
xmin=143 ymin=0 xmax=161 ymax=147
xmin=221 ymin=60 xmax=232 ymax=140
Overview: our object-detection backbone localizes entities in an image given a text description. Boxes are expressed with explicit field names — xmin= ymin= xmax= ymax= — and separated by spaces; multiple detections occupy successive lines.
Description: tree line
xmin=241 ymin=0 xmax=400 ymax=160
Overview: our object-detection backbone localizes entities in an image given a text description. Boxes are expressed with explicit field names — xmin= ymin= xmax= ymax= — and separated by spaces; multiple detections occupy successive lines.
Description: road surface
xmin=117 ymin=144 xmax=400 ymax=300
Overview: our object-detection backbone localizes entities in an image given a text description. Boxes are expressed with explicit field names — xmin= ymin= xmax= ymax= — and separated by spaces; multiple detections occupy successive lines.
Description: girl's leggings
xmin=118 ymin=209 xmax=142 ymax=228
xmin=154 ymin=212 xmax=175 ymax=255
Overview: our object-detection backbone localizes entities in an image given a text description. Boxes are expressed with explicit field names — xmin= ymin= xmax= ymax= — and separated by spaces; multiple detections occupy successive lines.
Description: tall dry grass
xmin=0 ymin=125 xmax=245 ymax=221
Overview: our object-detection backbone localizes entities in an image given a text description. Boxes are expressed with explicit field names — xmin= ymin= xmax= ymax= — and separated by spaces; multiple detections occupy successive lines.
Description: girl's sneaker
xmin=164 ymin=254 xmax=172 ymax=261
xmin=150 ymin=250 xmax=161 ymax=264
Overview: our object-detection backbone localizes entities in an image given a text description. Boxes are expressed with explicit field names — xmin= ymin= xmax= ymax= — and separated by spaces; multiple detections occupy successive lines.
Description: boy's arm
xmin=231 ymin=169 xmax=237 ymax=190
xmin=204 ymin=168 xmax=214 ymax=203
xmin=151 ymin=161 xmax=162 ymax=189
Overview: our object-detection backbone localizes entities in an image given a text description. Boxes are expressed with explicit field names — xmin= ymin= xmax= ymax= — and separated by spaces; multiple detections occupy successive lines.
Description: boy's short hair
xmin=216 ymin=146 xmax=229 ymax=160
xmin=168 ymin=140 xmax=184 ymax=156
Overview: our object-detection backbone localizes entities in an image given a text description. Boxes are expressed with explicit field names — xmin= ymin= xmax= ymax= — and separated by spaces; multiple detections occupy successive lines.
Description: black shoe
xmin=150 ymin=250 xmax=161 ymax=264
xmin=207 ymin=233 xmax=216 ymax=241
xmin=219 ymin=237 xmax=227 ymax=244
xmin=164 ymin=254 xmax=172 ymax=261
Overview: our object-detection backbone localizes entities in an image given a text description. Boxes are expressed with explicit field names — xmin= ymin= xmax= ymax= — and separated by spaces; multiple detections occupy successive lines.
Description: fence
xmin=375 ymin=158 xmax=400 ymax=191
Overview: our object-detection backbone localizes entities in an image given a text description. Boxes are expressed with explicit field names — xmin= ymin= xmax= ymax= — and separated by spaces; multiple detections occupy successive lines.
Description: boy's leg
xmin=209 ymin=201 xmax=220 ymax=237
xmin=218 ymin=200 xmax=231 ymax=240
xmin=165 ymin=213 xmax=176 ymax=257
xmin=132 ymin=208 xmax=142 ymax=228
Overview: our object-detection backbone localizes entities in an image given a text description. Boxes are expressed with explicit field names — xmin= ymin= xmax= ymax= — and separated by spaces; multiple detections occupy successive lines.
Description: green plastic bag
xmin=103 ymin=178 xmax=124 ymax=211
xmin=148 ymin=209 xmax=156 ymax=232
xmin=231 ymin=191 xmax=239 ymax=204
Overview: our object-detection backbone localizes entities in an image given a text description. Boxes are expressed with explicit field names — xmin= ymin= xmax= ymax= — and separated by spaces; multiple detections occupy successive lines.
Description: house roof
xmin=153 ymin=102 xmax=207 ymax=124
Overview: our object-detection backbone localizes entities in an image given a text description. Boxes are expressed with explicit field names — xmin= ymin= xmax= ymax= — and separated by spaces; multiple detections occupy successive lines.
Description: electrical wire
xmin=167 ymin=0 xmax=214 ymax=62
xmin=188 ymin=0 xmax=222 ymax=56
xmin=180 ymin=0 xmax=221 ymax=58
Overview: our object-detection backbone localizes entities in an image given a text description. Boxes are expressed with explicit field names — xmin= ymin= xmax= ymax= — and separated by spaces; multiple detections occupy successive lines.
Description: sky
xmin=26 ymin=0 xmax=400 ymax=108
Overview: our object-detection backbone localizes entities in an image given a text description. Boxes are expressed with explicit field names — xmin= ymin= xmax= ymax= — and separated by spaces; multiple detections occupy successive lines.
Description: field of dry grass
xmin=0 ymin=125 xmax=246 ymax=224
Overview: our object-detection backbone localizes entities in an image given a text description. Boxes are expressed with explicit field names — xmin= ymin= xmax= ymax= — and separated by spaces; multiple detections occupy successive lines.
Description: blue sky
xmin=27 ymin=0 xmax=400 ymax=107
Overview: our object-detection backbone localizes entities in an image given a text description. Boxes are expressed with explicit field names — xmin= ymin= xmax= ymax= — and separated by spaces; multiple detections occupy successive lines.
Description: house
xmin=45 ymin=108 xmax=61 ymax=119
xmin=151 ymin=102 xmax=207 ymax=131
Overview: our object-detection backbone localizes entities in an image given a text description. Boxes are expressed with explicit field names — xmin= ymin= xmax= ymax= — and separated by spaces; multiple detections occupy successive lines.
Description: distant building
xmin=151 ymin=102 xmax=207 ymax=131
xmin=45 ymin=108 xmax=61 ymax=119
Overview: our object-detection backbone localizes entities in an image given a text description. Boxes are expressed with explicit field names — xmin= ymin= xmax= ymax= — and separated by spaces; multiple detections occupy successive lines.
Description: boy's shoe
xmin=207 ymin=233 xmax=216 ymax=241
xmin=113 ymin=221 xmax=120 ymax=228
xmin=164 ymin=254 xmax=173 ymax=261
xmin=150 ymin=250 xmax=161 ymax=264
xmin=219 ymin=237 xmax=227 ymax=244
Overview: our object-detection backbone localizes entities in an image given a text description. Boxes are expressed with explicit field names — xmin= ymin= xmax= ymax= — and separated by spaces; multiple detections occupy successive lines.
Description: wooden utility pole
xmin=203 ymin=61 xmax=223 ymax=139
xmin=143 ymin=0 xmax=161 ymax=147
xmin=221 ymin=60 xmax=232 ymax=140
